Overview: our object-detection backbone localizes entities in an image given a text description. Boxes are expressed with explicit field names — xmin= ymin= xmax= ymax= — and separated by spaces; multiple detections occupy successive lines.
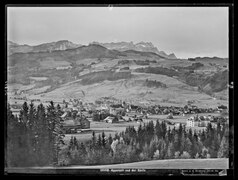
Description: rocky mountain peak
xmin=90 ymin=41 xmax=177 ymax=59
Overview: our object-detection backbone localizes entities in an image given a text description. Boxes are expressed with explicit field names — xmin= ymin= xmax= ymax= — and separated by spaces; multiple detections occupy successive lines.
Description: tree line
xmin=62 ymin=120 xmax=229 ymax=166
xmin=6 ymin=101 xmax=65 ymax=167
xmin=6 ymin=102 xmax=229 ymax=167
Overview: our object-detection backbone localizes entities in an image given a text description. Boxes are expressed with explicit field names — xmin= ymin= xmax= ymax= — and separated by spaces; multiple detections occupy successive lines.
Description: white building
xmin=186 ymin=116 xmax=198 ymax=127
xmin=56 ymin=65 xmax=72 ymax=70
xmin=186 ymin=119 xmax=195 ymax=127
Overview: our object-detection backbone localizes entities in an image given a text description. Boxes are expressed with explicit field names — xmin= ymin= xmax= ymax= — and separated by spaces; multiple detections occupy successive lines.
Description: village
xmin=8 ymin=94 xmax=229 ymax=142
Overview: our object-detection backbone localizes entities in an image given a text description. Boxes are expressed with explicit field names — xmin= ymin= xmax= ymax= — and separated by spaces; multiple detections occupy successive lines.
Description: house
xmin=62 ymin=117 xmax=90 ymax=134
xmin=109 ymin=108 xmax=117 ymax=115
xmin=175 ymin=123 xmax=181 ymax=128
xmin=122 ymin=116 xmax=133 ymax=122
xmin=60 ymin=112 xmax=68 ymax=120
xmin=198 ymin=120 xmax=209 ymax=127
xmin=79 ymin=117 xmax=90 ymax=129
xmin=11 ymin=108 xmax=21 ymax=116
xmin=217 ymin=105 xmax=227 ymax=111
xmin=56 ymin=65 xmax=72 ymax=70
xmin=186 ymin=117 xmax=199 ymax=127
xmin=104 ymin=116 xmax=118 ymax=123
xmin=167 ymin=113 xmax=173 ymax=119
xmin=186 ymin=119 xmax=195 ymax=127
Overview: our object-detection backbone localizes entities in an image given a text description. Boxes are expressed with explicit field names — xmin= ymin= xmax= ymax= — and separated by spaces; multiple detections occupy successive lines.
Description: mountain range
xmin=7 ymin=40 xmax=177 ymax=59
xmin=7 ymin=40 xmax=82 ymax=55
xmin=90 ymin=41 xmax=177 ymax=59
xmin=7 ymin=40 xmax=228 ymax=108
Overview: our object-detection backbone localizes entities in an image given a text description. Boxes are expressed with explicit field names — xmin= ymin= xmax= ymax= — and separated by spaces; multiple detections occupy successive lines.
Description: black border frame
xmin=2 ymin=3 xmax=235 ymax=177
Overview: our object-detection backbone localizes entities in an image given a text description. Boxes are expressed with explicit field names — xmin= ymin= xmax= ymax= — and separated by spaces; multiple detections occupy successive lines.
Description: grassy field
xmin=63 ymin=120 xmax=141 ymax=143
xmin=67 ymin=158 xmax=229 ymax=169
xmin=5 ymin=158 xmax=229 ymax=173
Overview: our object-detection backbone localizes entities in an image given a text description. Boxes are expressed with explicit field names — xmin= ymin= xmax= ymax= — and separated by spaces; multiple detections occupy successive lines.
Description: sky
xmin=7 ymin=6 xmax=228 ymax=59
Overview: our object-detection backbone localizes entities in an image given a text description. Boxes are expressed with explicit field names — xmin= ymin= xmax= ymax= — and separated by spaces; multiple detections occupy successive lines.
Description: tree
xmin=153 ymin=150 xmax=160 ymax=160
xmin=139 ymin=143 xmax=150 ymax=161
xmin=217 ymin=136 xmax=229 ymax=158
xmin=166 ymin=142 xmax=175 ymax=159
xmin=69 ymin=136 xmax=74 ymax=150
xmin=180 ymin=151 xmax=191 ymax=159
xmin=158 ymin=139 xmax=167 ymax=159
xmin=155 ymin=120 xmax=162 ymax=139
xmin=209 ymin=133 xmax=220 ymax=158
xmin=27 ymin=102 xmax=38 ymax=165
xmin=174 ymin=151 xmax=180 ymax=159
xmin=97 ymin=134 xmax=102 ymax=147
xmin=195 ymin=153 xmax=200 ymax=159
xmin=47 ymin=101 xmax=65 ymax=165
xmin=188 ymin=128 xmax=193 ymax=142
xmin=6 ymin=104 xmax=21 ymax=167
xmin=36 ymin=103 xmax=51 ymax=165
xmin=149 ymin=135 xmax=159 ymax=158
xmin=183 ymin=137 xmax=192 ymax=155
xmin=111 ymin=139 xmax=119 ymax=154
xmin=73 ymin=137 xmax=79 ymax=150
xmin=102 ymin=131 xmax=106 ymax=147
xmin=201 ymin=147 xmax=209 ymax=158
xmin=56 ymin=104 xmax=63 ymax=117
xmin=19 ymin=102 xmax=28 ymax=124
xmin=173 ymin=133 xmax=180 ymax=152
xmin=91 ymin=131 xmax=96 ymax=147
xmin=108 ymin=134 xmax=113 ymax=145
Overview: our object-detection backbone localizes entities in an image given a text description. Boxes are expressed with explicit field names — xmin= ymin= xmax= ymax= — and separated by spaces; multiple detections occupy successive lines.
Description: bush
xmin=180 ymin=151 xmax=191 ymax=159
xmin=174 ymin=151 xmax=180 ymax=159
xmin=139 ymin=152 xmax=150 ymax=161
xmin=153 ymin=150 xmax=160 ymax=160
xmin=195 ymin=153 xmax=200 ymax=159
xmin=201 ymin=147 xmax=209 ymax=158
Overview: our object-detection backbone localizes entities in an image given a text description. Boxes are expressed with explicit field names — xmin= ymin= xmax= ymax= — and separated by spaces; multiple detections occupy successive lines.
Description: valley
xmin=7 ymin=40 xmax=228 ymax=108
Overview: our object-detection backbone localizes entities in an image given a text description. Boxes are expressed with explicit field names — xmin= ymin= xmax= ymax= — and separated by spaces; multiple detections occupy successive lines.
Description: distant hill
xmin=8 ymin=44 xmax=125 ymax=67
xmin=7 ymin=40 xmax=82 ymax=55
xmin=189 ymin=56 xmax=228 ymax=61
xmin=201 ymin=70 xmax=228 ymax=93
xmin=91 ymin=41 xmax=177 ymax=59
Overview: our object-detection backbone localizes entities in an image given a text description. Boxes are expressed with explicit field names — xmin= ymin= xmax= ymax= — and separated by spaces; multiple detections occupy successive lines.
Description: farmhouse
xmin=56 ymin=65 xmax=72 ymax=70
xmin=62 ymin=117 xmax=90 ymax=134
xmin=60 ymin=112 xmax=68 ymax=120
xmin=122 ymin=115 xmax=133 ymax=122
xmin=167 ymin=113 xmax=173 ymax=119
xmin=104 ymin=116 xmax=118 ymax=123
xmin=11 ymin=108 xmax=21 ymax=116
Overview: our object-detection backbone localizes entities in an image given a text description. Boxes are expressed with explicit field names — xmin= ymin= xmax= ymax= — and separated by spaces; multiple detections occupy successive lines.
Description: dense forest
xmin=62 ymin=120 xmax=229 ymax=166
xmin=6 ymin=102 xmax=229 ymax=167
xmin=6 ymin=101 xmax=65 ymax=167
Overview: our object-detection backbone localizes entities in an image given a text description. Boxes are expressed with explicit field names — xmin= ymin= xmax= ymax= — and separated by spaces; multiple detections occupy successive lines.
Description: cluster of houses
xmin=135 ymin=104 xmax=219 ymax=116
xmin=8 ymin=96 xmax=228 ymax=133
xmin=186 ymin=114 xmax=228 ymax=128
xmin=186 ymin=115 xmax=213 ymax=127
